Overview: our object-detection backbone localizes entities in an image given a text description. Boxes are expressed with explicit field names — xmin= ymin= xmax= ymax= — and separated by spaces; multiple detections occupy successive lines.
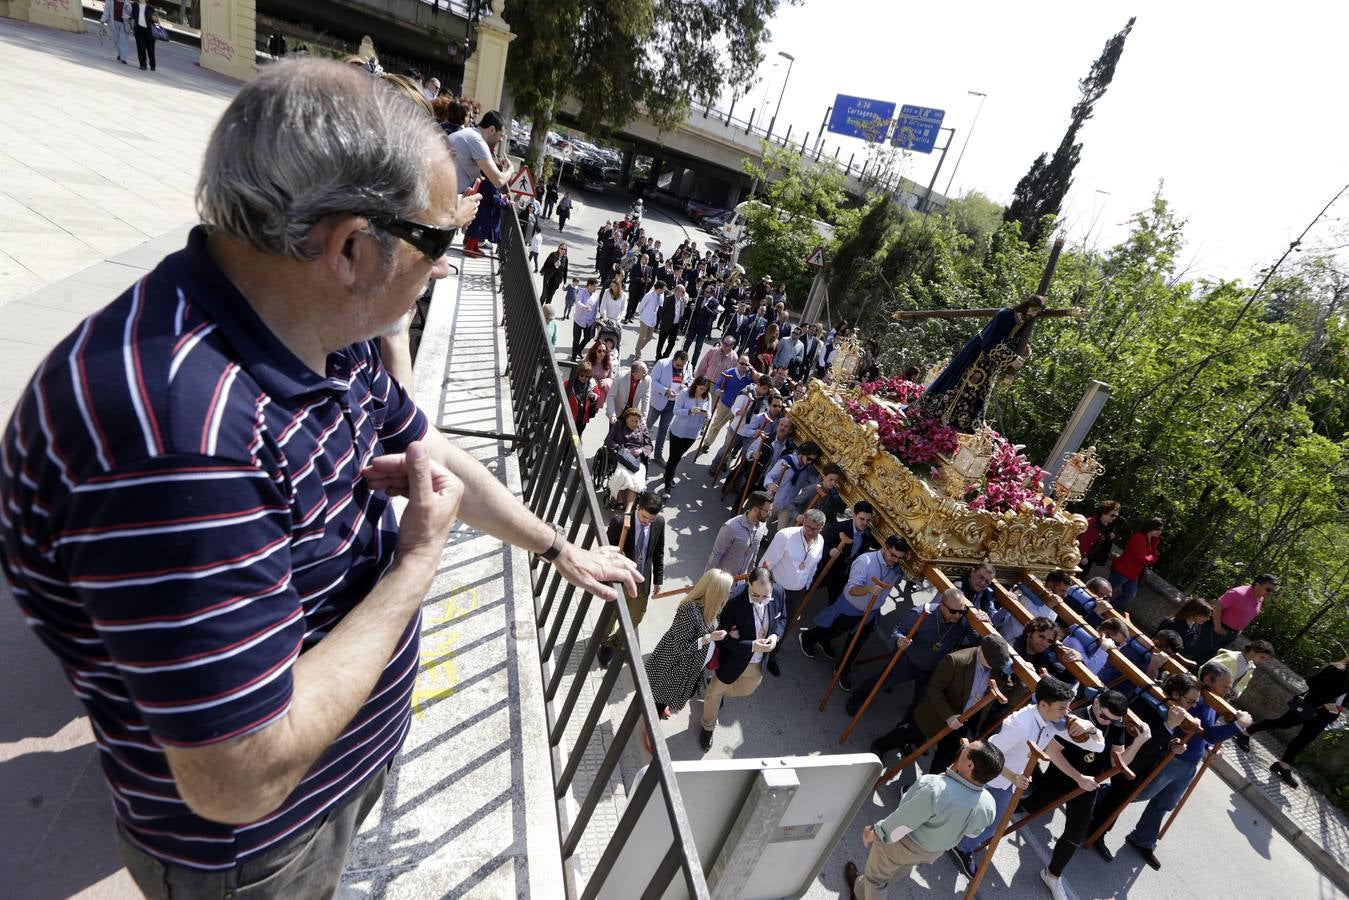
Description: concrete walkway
xmin=0 ymin=18 xmax=235 ymax=418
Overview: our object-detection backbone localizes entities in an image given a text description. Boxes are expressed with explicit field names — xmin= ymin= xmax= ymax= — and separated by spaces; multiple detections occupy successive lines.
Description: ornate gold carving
xmin=790 ymin=381 xmax=1088 ymax=574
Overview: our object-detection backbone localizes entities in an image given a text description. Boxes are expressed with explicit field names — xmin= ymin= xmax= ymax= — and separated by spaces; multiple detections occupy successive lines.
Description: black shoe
xmin=819 ymin=642 xmax=837 ymax=661
xmin=766 ymin=656 xmax=781 ymax=678
xmin=838 ymin=674 xmax=853 ymax=694
xmin=797 ymin=631 xmax=817 ymax=659
xmin=698 ymin=726 xmax=714 ymax=752
xmin=1092 ymin=839 xmax=1114 ymax=862
xmin=948 ymin=847 xmax=976 ymax=879
xmin=869 ymin=740 xmax=887 ymax=760
xmin=843 ymin=861 xmax=860 ymax=900
xmin=1125 ymin=834 xmax=1160 ymax=870
xmin=1271 ymin=762 xmax=1299 ymax=788
xmin=597 ymin=645 xmax=615 ymax=669
xmin=1235 ymin=733 xmax=1251 ymax=753
xmin=140 ymin=65 xmax=147 ymax=70
xmin=845 ymin=697 xmax=862 ymax=717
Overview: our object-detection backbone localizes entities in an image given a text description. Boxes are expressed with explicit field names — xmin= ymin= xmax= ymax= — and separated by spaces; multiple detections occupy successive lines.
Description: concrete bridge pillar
xmin=461 ymin=0 xmax=515 ymax=112
xmin=2 ymin=0 xmax=84 ymax=32
xmin=198 ymin=0 xmax=257 ymax=81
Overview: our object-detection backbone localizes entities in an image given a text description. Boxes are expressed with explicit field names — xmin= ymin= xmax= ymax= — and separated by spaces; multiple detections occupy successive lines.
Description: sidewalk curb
xmin=1211 ymin=752 xmax=1349 ymax=896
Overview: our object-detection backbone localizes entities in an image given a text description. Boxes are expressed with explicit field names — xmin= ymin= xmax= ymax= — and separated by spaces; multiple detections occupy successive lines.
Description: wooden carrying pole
xmin=723 ymin=425 xmax=773 ymax=503
xmin=963 ymin=742 xmax=1049 ymax=899
xmin=874 ymin=679 xmax=1007 ymax=788
xmin=1059 ymin=572 xmax=1242 ymax=724
xmin=1085 ymin=729 xmax=1198 ymax=848
xmin=733 ymin=452 xmax=763 ymax=513
xmin=926 ymin=567 xmax=1039 ymax=696
xmin=1158 ymin=740 xmax=1222 ymax=841
xmin=1020 ymin=574 xmax=1200 ymax=717
xmin=892 ymin=307 xmax=1085 ymax=322
xmin=650 ymin=571 xmax=749 ymax=600
xmin=980 ymin=750 xmax=1134 ymax=851
xmin=839 ymin=609 xmax=929 ymax=745
xmin=786 ymin=533 xmax=850 ymax=632
xmin=709 ymin=396 xmax=750 ymax=479
xmin=818 ymin=584 xmax=887 ymax=711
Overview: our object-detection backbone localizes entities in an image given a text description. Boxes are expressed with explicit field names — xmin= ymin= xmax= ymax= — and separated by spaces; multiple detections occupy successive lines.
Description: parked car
xmin=700 ymin=209 xmax=735 ymax=233
xmin=685 ymin=200 xmax=729 ymax=223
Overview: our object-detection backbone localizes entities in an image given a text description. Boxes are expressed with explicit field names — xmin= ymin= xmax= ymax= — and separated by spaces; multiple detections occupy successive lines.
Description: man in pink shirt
xmin=1199 ymin=574 xmax=1279 ymax=661
xmin=697 ymin=334 xmax=739 ymax=401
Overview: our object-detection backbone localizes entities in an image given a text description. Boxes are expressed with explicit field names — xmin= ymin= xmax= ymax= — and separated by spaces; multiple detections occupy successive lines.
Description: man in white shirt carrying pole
xmin=758 ymin=508 xmax=826 ymax=677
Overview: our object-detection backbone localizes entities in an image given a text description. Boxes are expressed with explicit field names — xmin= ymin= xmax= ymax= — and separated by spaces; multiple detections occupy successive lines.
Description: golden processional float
xmin=792 ymin=240 xmax=1101 ymax=575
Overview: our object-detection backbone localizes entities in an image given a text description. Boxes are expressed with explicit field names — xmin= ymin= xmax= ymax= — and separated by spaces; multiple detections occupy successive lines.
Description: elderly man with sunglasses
xmin=0 ymin=60 xmax=638 ymax=900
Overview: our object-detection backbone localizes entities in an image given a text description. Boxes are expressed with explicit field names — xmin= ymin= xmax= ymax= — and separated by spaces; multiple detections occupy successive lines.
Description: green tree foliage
xmin=1004 ymin=17 xmax=1135 ymax=246
xmin=827 ymin=184 xmax=1349 ymax=675
xmin=738 ymin=143 xmax=853 ymax=304
xmin=503 ymin=0 xmax=793 ymax=171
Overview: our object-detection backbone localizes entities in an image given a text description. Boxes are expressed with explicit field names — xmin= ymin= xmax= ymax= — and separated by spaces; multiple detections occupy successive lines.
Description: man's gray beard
xmin=376 ymin=309 xmax=414 ymax=339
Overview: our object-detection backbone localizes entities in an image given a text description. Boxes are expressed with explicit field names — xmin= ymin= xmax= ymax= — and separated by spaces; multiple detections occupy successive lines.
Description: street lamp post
xmin=943 ymin=90 xmax=987 ymax=199
xmin=767 ymin=51 xmax=796 ymax=139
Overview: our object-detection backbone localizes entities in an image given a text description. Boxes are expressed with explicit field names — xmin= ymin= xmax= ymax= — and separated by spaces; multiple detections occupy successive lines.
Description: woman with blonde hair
xmin=644 ymin=569 xmax=735 ymax=718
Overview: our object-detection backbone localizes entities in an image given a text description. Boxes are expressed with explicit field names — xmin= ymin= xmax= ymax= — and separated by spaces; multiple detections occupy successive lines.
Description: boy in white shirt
xmin=949 ymin=675 xmax=1104 ymax=878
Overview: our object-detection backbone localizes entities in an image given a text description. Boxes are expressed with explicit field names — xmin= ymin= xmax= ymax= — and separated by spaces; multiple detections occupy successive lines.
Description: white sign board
xmin=596 ymin=754 xmax=880 ymax=900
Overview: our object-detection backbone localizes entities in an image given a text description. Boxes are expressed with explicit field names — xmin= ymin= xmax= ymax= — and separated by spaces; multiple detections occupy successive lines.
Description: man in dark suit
xmin=870 ymin=634 xmax=1022 ymax=772
xmin=723 ymin=302 xmax=751 ymax=348
xmin=699 ymin=568 xmax=785 ymax=751
xmin=598 ymin=491 xmax=666 ymax=668
xmin=815 ymin=501 xmax=881 ymax=608
xmin=624 ymin=253 xmax=653 ymax=323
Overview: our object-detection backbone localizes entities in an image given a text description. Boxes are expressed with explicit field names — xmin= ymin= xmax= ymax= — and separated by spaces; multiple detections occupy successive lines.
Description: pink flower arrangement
xmin=966 ymin=434 xmax=1056 ymax=517
xmin=844 ymin=398 xmax=958 ymax=468
xmin=844 ymin=394 xmax=1056 ymax=517
xmin=859 ymin=376 xmax=927 ymax=405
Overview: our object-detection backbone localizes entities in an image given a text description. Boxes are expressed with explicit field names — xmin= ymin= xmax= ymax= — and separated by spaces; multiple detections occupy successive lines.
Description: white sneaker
xmin=1040 ymin=868 xmax=1068 ymax=900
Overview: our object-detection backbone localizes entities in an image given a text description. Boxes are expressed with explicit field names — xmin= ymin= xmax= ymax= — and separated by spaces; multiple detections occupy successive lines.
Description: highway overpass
xmin=555 ymin=96 xmax=945 ymax=212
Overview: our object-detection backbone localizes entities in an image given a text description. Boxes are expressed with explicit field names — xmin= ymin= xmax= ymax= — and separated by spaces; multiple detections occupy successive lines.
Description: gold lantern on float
xmin=938 ymin=423 xmax=997 ymax=500
xmin=1054 ymin=446 xmax=1105 ymax=504
xmin=829 ymin=334 xmax=863 ymax=385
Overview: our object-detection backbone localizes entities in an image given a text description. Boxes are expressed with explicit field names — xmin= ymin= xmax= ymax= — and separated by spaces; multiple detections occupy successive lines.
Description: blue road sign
xmin=827 ymin=94 xmax=897 ymax=142
xmin=891 ymin=104 xmax=945 ymax=153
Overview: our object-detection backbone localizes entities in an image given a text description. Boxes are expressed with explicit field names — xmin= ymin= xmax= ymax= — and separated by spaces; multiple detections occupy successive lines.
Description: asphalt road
xmin=528 ymin=186 xmax=1344 ymax=900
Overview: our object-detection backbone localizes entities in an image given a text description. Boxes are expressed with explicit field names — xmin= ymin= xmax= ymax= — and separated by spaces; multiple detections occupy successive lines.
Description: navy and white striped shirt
xmin=0 ymin=227 xmax=428 ymax=869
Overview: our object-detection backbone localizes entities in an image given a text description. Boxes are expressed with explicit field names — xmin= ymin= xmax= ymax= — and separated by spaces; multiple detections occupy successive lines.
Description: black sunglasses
xmin=364 ymin=214 xmax=455 ymax=261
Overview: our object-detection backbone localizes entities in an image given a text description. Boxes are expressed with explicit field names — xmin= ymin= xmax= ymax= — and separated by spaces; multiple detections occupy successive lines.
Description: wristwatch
xmin=537 ymin=523 xmax=567 ymax=562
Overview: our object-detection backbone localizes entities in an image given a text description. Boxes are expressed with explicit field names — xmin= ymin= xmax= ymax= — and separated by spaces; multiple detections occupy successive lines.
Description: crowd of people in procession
xmin=528 ymin=178 xmax=1347 ymax=900
xmin=1 ymin=49 xmax=1340 ymax=900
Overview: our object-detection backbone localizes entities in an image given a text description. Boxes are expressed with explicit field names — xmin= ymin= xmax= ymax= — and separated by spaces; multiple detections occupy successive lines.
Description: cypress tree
xmin=1004 ymin=17 xmax=1136 ymax=246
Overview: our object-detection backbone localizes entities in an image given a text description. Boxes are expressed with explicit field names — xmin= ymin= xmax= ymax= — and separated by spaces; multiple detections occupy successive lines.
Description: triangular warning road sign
xmin=805 ymin=245 xmax=826 ymax=269
xmin=507 ymin=164 xmax=536 ymax=198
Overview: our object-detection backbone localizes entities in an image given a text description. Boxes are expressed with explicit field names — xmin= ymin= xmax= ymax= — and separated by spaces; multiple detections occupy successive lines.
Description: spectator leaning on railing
xmin=0 ymin=60 xmax=638 ymax=900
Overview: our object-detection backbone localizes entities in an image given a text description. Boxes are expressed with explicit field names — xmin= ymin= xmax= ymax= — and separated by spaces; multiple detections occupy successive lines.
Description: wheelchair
xmin=590 ymin=443 xmax=618 ymax=499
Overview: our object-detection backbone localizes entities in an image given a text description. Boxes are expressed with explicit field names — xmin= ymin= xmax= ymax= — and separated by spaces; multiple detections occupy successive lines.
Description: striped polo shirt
xmin=0 ymin=226 xmax=428 ymax=869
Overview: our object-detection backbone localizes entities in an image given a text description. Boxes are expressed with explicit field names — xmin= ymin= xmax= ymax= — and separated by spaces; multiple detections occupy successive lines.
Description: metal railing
xmin=496 ymin=215 xmax=710 ymax=899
